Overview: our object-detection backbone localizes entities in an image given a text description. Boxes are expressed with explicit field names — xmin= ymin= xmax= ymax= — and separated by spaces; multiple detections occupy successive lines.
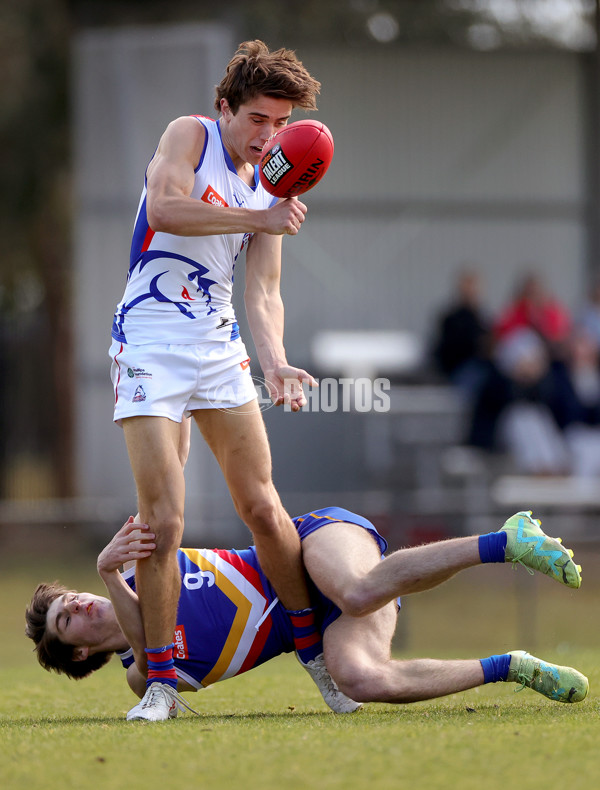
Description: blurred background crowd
xmin=431 ymin=269 xmax=600 ymax=478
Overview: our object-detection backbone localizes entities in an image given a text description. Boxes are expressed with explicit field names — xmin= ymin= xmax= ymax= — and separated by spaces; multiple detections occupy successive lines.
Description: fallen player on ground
xmin=26 ymin=508 xmax=589 ymax=719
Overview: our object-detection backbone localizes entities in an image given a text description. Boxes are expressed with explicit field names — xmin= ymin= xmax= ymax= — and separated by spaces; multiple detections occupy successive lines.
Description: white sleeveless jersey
xmin=112 ymin=117 xmax=276 ymax=345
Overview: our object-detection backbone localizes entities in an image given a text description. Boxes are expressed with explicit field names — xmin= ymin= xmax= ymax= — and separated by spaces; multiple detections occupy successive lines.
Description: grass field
xmin=1 ymin=547 xmax=600 ymax=790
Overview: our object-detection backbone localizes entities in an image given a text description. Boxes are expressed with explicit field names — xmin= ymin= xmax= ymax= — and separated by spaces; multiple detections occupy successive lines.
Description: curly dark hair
xmin=215 ymin=40 xmax=320 ymax=114
xmin=25 ymin=582 xmax=113 ymax=679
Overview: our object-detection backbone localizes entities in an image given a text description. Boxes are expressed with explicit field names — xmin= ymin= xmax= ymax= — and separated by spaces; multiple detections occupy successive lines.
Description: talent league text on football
xmin=261 ymin=146 xmax=292 ymax=186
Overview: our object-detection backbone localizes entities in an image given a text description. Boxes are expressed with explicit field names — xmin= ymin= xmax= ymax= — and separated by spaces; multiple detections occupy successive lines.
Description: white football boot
xmin=298 ymin=653 xmax=362 ymax=714
xmin=126 ymin=682 xmax=199 ymax=721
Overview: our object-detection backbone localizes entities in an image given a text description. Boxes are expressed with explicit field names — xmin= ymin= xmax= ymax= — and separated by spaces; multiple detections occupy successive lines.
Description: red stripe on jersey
xmin=237 ymin=616 xmax=272 ymax=676
xmin=213 ymin=549 xmax=265 ymax=592
xmin=140 ymin=226 xmax=155 ymax=253
xmin=212 ymin=549 xmax=274 ymax=676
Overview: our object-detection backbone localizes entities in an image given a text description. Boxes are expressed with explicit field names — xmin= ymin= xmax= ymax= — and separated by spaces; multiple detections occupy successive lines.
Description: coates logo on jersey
xmin=202 ymin=185 xmax=229 ymax=207
xmin=173 ymin=625 xmax=189 ymax=660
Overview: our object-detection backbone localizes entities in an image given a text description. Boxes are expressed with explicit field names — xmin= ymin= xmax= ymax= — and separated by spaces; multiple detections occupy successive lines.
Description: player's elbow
xmin=146 ymin=198 xmax=176 ymax=234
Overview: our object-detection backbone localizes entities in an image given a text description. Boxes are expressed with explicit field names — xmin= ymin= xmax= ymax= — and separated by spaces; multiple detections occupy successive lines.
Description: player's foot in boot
xmin=127 ymin=681 xmax=199 ymax=721
xmin=498 ymin=511 xmax=581 ymax=588
xmin=507 ymin=650 xmax=588 ymax=703
xmin=298 ymin=653 xmax=362 ymax=714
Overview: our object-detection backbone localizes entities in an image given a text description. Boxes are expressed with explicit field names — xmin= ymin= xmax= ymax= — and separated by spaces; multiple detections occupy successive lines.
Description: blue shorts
xmin=292 ymin=507 xmax=393 ymax=633
xmin=293 ymin=506 xmax=388 ymax=554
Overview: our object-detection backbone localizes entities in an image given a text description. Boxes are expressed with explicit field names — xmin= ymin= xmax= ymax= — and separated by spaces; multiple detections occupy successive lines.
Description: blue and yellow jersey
xmin=119 ymin=545 xmax=294 ymax=689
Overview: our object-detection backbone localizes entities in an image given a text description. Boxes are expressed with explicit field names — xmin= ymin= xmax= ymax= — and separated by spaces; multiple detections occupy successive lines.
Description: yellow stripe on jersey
xmin=181 ymin=548 xmax=253 ymax=687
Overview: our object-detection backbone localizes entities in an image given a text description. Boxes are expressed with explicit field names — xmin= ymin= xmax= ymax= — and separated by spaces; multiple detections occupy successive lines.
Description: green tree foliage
xmin=0 ymin=0 xmax=72 ymax=496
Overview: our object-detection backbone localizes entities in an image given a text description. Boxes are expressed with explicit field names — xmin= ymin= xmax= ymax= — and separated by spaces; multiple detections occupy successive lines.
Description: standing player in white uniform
xmin=108 ymin=41 xmax=340 ymax=720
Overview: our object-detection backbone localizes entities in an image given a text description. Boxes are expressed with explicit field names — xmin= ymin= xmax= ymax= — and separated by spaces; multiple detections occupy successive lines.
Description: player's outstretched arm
xmin=245 ymin=231 xmax=317 ymax=410
xmin=97 ymin=517 xmax=155 ymax=674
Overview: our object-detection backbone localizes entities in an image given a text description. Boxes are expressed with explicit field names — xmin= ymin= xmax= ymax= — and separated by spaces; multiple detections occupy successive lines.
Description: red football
xmin=259 ymin=119 xmax=334 ymax=198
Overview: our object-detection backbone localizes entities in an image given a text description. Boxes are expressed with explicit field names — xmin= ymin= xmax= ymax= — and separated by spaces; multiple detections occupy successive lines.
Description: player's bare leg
xmin=323 ymin=606 xmax=485 ymax=703
xmin=122 ymin=416 xmax=186 ymax=721
xmin=304 ymin=524 xmax=588 ymax=706
xmin=302 ymin=523 xmax=481 ymax=618
xmin=322 ymin=595 xmax=587 ymax=704
xmin=123 ymin=416 xmax=185 ymax=645
xmin=304 ymin=523 xmax=486 ymax=702
xmin=193 ymin=401 xmax=310 ymax=610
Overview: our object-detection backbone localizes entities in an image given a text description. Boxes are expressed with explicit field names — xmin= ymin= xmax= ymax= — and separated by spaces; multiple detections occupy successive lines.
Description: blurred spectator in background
xmin=468 ymin=323 xmax=600 ymax=478
xmin=578 ymin=278 xmax=600 ymax=348
xmin=431 ymin=269 xmax=492 ymax=398
xmin=467 ymin=328 xmax=570 ymax=475
xmin=552 ymin=326 xmax=600 ymax=478
xmin=494 ymin=271 xmax=571 ymax=347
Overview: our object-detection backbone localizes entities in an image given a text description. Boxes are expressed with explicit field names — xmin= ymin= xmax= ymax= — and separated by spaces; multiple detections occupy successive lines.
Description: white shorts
xmin=109 ymin=338 xmax=258 ymax=424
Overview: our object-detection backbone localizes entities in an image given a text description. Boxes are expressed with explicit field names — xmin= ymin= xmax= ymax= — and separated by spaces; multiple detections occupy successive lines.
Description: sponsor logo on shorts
xmin=173 ymin=624 xmax=188 ymax=660
xmin=127 ymin=367 xmax=152 ymax=380
xmin=261 ymin=146 xmax=292 ymax=186
xmin=240 ymin=358 xmax=250 ymax=370
xmin=132 ymin=385 xmax=147 ymax=403
xmin=201 ymin=185 xmax=229 ymax=207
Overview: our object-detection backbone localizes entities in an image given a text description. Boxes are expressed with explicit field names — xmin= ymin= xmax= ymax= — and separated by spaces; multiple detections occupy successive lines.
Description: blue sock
xmin=478 ymin=532 xmax=507 ymax=563
xmin=480 ymin=653 xmax=512 ymax=683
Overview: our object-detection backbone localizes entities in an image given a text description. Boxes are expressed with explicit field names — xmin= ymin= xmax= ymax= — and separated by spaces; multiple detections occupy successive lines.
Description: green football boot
xmin=507 ymin=651 xmax=589 ymax=703
xmin=498 ymin=511 xmax=582 ymax=588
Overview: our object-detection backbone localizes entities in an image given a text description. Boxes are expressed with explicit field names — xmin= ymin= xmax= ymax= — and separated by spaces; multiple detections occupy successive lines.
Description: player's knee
xmin=237 ymin=498 xmax=281 ymax=537
xmin=337 ymin=586 xmax=377 ymax=618
xmin=145 ymin=513 xmax=184 ymax=556
xmin=153 ymin=528 xmax=182 ymax=556
xmin=333 ymin=663 xmax=388 ymax=703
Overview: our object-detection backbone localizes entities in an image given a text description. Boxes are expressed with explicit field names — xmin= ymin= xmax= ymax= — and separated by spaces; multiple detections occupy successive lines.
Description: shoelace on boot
xmin=142 ymin=683 xmax=200 ymax=716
